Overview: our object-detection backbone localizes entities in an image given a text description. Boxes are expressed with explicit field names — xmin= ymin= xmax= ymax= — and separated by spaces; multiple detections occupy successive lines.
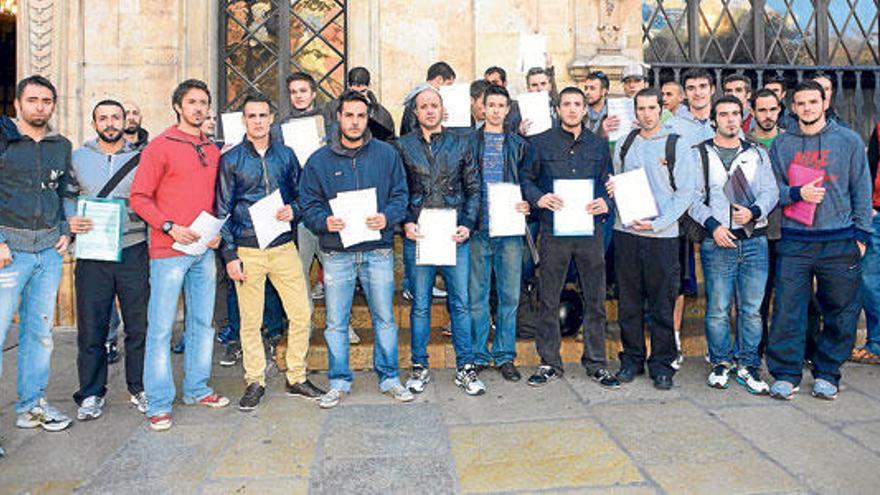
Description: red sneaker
xmin=148 ymin=413 xmax=172 ymax=431
xmin=194 ymin=394 xmax=230 ymax=408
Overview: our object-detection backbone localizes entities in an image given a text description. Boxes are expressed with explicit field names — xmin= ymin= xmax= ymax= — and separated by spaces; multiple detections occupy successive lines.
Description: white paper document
xmin=329 ymin=188 xmax=381 ymax=249
xmin=439 ymin=83 xmax=471 ymax=128
xmin=553 ymin=180 xmax=594 ymax=236
xmin=74 ymin=197 xmax=124 ymax=262
xmin=606 ymin=98 xmax=637 ymax=142
xmin=416 ymin=208 xmax=457 ymax=266
xmin=281 ymin=117 xmax=323 ymax=166
xmin=610 ymin=168 xmax=659 ymax=226
xmin=518 ymin=33 xmax=547 ymax=72
xmin=516 ymin=91 xmax=553 ymax=136
xmin=248 ymin=190 xmax=291 ymax=250
xmin=488 ymin=183 xmax=526 ymax=238
xmin=172 ymin=211 xmax=228 ymax=256
xmin=221 ymin=112 xmax=246 ymax=145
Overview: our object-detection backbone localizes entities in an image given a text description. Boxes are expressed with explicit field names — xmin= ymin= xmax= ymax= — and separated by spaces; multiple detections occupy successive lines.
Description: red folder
xmin=783 ymin=163 xmax=824 ymax=226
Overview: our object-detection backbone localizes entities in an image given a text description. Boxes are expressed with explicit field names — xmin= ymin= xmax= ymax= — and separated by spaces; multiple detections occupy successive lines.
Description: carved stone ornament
xmin=27 ymin=0 xmax=54 ymax=76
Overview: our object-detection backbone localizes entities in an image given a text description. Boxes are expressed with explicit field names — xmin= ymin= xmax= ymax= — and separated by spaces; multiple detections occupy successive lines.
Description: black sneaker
xmin=653 ymin=374 xmax=674 ymax=390
xmin=590 ymin=369 xmax=621 ymax=389
xmin=286 ymin=379 xmax=326 ymax=400
xmin=219 ymin=343 xmax=242 ymax=367
xmin=106 ymin=342 xmax=120 ymax=364
xmin=497 ymin=361 xmax=521 ymax=382
xmin=527 ymin=365 xmax=559 ymax=387
xmin=615 ymin=365 xmax=644 ymax=383
xmin=238 ymin=383 xmax=265 ymax=411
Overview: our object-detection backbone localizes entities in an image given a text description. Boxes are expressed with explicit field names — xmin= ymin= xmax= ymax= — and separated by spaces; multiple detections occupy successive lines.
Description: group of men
xmin=0 ymin=57 xmax=876 ymax=454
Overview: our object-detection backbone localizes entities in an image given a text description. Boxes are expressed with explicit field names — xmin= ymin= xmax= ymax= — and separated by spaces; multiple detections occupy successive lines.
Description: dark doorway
xmin=0 ymin=6 xmax=14 ymax=116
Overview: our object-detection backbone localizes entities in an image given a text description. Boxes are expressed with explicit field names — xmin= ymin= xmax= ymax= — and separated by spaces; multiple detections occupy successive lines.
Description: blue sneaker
xmin=217 ymin=325 xmax=237 ymax=345
xmin=171 ymin=338 xmax=185 ymax=354
xmin=769 ymin=380 xmax=798 ymax=400
xmin=811 ymin=378 xmax=838 ymax=400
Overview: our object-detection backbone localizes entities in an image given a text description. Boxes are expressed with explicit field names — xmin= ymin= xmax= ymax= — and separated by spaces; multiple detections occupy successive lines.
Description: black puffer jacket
xmin=0 ymin=116 xmax=73 ymax=252
xmin=215 ymin=138 xmax=301 ymax=263
xmin=396 ymin=128 xmax=481 ymax=229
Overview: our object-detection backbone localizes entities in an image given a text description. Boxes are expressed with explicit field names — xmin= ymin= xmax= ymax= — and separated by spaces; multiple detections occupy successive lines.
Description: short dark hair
xmin=348 ymin=67 xmax=370 ymax=87
xmin=91 ymin=99 xmax=125 ymax=121
xmin=633 ymin=88 xmax=664 ymax=111
xmin=336 ymin=89 xmax=371 ymax=114
xmin=792 ymin=80 xmax=826 ymax=102
xmin=526 ymin=67 xmax=549 ymax=80
xmin=241 ymin=92 xmax=273 ymax=112
xmin=171 ymin=79 xmax=211 ymax=118
xmin=723 ymin=73 xmax=752 ymax=92
xmin=16 ymin=75 xmax=57 ymax=102
xmin=710 ymin=94 xmax=744 ymax=123
xmin=682 ymin=68 xmax=714 ymax=88
xmin=286 ymin=72 xmax=317 ymax=92
xmin=470 ymin=79 xmax=491 ymax=100
xmin=763 ymin=76 xmax=786 ymax=90
xmin=426 ymin=62 xmax=456 ymax=82
xmin=811 ymin=71 xmax=832 ymax=84
xmin=585 ymin=71 xmax=610 ymax=90
xmin=484 ymin=66 xmax=507 ymax=84
xmin=482 ymin=84 xmax=510 ymax=104
xmin=557 ymin=86 xmax=586 ymax=105
xmin=752 ymin=88 xmax=780 ymax=107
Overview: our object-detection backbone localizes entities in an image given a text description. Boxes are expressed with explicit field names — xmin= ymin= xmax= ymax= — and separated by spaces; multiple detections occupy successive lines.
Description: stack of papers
xmin=553 ymin=180 xmax=594 ymax=236
xmin=248 ymin=190 xmax=291 ymax=249
xmin=606 ymin=98 xmax=636 ymax=142
xmin=488 ymin=183 xmax=527 ymax=237
xmin=439 ymin=84 xmax=471 ymax=128
xmin=329 ymin=188 xmax=381 ymax=248
xmin=74 ymin=197 xmax=124 ymax=262
xmin=610 ymin=168 xmax=659 ymax=226
xmin=783 ymin=163 xmax=824 ymax=226
xmin=416 ymin=208 xmax=457 ymax=266
xmin=281 ymin=116 xmax=323 ymax=166
xmin=516 ymin=91 xmax=553 ymax=136
xmin=172 ymin=211 xmax=228 ymax=256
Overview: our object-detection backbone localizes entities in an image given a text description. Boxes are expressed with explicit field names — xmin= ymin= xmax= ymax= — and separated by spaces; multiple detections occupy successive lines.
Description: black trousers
xmin=614 ymin=232 xmax=679 ymax=378
xmin=73 ymin=242 xmax=149 ymax=403
xmin=535 ymin=228 xmax=606 ymax=374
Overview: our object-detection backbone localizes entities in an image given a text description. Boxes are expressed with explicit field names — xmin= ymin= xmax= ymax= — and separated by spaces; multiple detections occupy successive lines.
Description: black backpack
xmin=618 ymin=129 xmax=708 ymax=242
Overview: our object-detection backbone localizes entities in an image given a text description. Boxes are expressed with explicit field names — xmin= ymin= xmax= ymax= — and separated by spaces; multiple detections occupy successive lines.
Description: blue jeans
xmin=323 ymin=248 xmax=401 ymax=392
xmin=404 ymin=239 xmax=474 ymax=368
xmin=0 ymin=248 xmax=63 ymax=413
xmin=469 ymin=232 xmax=521 ymax=365
xmin=144 ymin=251 xmax=217 ymax=416
xmin=862 ymin=214 xmax=880 ymax=355
xmin=225 ymin=280 xmax=286 ymax=340
xmin=768 ymin=239 xmax=862 ymax=386
xmin=700 ymin=236 xmax=768 ymax=368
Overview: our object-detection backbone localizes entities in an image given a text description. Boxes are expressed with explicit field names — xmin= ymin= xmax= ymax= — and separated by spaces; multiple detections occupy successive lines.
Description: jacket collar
xmin=329 ymin=126 xmax=373 ymax=158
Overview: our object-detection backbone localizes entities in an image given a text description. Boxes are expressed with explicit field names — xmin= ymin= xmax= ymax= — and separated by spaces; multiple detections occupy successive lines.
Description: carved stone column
xmin=567 ymin=0 xmax=643 ymax=93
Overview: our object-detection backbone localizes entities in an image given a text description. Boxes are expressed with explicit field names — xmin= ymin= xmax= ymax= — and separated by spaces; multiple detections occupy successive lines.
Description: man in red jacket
xmin=131 ymin=79 xmax=229 ymax=432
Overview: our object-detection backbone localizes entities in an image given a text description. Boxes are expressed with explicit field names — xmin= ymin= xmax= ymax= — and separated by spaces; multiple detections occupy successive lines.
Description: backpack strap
xmin=96 ymin=153 xmax=141 ymax=198
xmin=664 ymin=134 xmax=680 ymax=190
xmin=695 ymin=142 xmax=712 ymax=206
xmin=617 ymin=128 xmax=641 ymax=172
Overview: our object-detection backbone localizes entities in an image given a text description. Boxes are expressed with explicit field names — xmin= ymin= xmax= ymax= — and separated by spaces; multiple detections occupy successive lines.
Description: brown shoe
xmin=274 ymin=331 xmax=288 ymax=372
xmin=850 ymin=347 xmax=880 ymax=364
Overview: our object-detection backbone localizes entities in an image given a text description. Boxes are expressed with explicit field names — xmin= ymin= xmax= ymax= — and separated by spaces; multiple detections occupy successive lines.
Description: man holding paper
xmin=397 ymin=86 xmax=486 ymax=397
xmin=299 ymin=90 xmax=413 ymax=408
xmin=606 ymin=88 xmax=699 ymax=390
xmin=131 ymin=79 xmax=230 ymax=431
xmin=65 ymin=99 xmax=149 ymax=421
xmin=765 ymin=81 xmax=873 ymax=401
xmin=520 ymin=87 xmax=617 ymax=388
xmin=467 ymin=85 xmax=535 ymax=382
xmin=688 ymin=96 xmax=778 ymax=394
xmin=215 ymin=93 xmax=325 ymax=411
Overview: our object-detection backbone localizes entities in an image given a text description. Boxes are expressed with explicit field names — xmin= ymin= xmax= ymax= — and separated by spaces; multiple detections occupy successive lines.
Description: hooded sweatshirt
xmin=66 ymin=139 xmax=147 ymax=249
xmin=769 ymin=119 xmax=873 ymax=244
xmin=130 ymin=125 xmax=221 ymax=259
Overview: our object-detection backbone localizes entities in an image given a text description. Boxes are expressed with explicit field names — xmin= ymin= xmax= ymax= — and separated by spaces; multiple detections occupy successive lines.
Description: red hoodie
xmin=130 ymin=125 xmax=221 ymax=259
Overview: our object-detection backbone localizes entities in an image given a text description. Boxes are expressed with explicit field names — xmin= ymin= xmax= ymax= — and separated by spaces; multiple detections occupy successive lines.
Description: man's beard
xmin=25 ymin=116 xmax=49 ymax=128
xmin=99 ymin=128 xmax=123 ymax=143
xmin=756 ymin=119 xmax=777 ymax=132
xmin=124 ymin=124 xmax=140 ymax=135
xmin=341 ymin=128 xmax=364 ymax=143
xmin=799 ymin=115 xmax=822 ymax=127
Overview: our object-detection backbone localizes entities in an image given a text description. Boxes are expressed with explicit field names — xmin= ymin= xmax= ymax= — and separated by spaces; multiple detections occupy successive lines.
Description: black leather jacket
xmin=215 ymin=138 xmax=301 ymax=263
xmin=397 ymin=128 xmax=481 ymax=230
xmin=468 ymin=129 xmax=537 ymax=230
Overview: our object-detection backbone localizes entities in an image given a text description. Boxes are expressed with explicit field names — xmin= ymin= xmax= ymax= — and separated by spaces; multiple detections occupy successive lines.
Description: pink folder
xmin=783 ymin=163 xmax=825 ymax=226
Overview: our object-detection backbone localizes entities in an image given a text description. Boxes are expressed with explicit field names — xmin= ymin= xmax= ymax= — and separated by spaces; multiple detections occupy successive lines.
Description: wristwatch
xmin=162 ymin=221 xmax=174 ymax=234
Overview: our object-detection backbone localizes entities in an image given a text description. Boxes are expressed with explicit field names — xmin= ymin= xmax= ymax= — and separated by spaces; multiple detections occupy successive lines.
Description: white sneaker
xmin=318 ymin=389 xmax=342 ymax=409
xmin=311 ymin=281 xmax=325 ymax=300
xmin=130 ymin=392 xmax=148 ymax=414
xmin=406 ymin=365 xmax=431 ymax=393
xmin=706 ymin=364 xmax=731 ymax=389
xmin=77 ymin=396 xmax=105 ymax=421
xmin=17 ymin=399 xmax=72 ymax=432
xmin=736 ymin=366 xmax=770 ymax=395
xmin=348 ymin=325 xmax=360 ymax=344
xmin=455 ymin=365 xmax=487 ymax=396
xmin=385 ymin=384 xmax=414 ymax=403
xmin=432 ymin=286 xmax=447 ymax=298
xmin=671 ymin=353 xmax=684 ymax=371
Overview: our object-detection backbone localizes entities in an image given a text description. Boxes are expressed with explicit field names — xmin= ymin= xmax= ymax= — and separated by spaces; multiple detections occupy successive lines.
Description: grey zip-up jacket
xmin=64 ymin=139 xmax=147 ymax=249
xmin=689 ymin=139 xmax=779 ymax=238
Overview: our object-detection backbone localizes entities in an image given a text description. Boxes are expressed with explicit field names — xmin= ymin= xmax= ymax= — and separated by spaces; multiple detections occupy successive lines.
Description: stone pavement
xmin=3 ymin=328 xmax=880 ymax=494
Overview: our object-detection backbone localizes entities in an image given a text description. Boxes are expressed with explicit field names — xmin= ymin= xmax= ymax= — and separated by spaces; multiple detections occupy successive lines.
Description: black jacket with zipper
xmin=215 ymin=137 xmax=301 ymax=264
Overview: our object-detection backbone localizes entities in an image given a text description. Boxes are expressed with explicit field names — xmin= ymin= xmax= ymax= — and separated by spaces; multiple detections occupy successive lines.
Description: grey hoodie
xmin=65 ymin=139 xmax=147 ymax=249
xmin=769 ymin=119 xmax=873 ymax=244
